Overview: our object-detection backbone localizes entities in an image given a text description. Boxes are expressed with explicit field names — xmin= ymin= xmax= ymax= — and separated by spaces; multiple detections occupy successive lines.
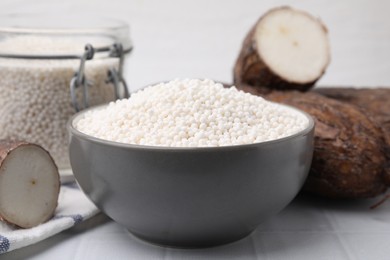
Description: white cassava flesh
xmin=0 ymin=141 xmax=60 ymax=228
xmin=233 ymin=6 xmax=330 ymax=91
xmin=256 ymin=7 xmax=330 ymax=84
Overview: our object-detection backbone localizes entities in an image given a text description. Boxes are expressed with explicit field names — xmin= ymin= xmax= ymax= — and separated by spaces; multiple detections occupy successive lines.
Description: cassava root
xmin=233 ymin=6 xmax=389 ymax=199
xmin=233 ymin=6 xmax=330 ymax=92
xmin=0 ymin=140 xmax=60 ymax=228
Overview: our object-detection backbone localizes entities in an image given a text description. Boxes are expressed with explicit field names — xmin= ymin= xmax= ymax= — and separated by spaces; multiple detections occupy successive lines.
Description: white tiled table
xmin=5 ymin=194 xmax=390 ymax=260
xmin=1 ymin=0 xmax=390 ymax=259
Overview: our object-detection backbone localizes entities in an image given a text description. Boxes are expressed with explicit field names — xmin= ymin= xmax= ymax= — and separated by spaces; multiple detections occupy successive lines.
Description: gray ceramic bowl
xmin=68 ymin=104 xmax=314 ymax=248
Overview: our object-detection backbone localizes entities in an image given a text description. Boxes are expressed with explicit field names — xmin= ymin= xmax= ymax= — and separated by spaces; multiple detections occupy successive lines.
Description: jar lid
xmin=0 ymin=14 xmax=132 ymax=59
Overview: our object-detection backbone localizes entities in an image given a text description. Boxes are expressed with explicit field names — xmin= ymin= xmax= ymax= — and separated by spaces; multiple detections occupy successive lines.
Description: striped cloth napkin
xmin=0 ymin=182 xmax=99 ymax=254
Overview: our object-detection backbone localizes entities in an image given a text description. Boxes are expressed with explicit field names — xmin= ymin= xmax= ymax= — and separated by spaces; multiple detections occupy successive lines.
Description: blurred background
xmin=0 ymin=0 xmax=389 ymax=90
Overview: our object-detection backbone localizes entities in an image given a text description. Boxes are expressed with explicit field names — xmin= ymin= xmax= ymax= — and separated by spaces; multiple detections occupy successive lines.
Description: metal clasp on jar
xmin=70 ymin=43 xmax=131 ymax=112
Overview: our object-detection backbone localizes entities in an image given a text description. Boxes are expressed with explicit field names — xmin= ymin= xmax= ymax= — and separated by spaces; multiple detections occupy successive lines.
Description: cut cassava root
xmin=233 ymin=6 xmax=390 ymax=199
xmin=233 ymin=6 xmax=330 ymax=91
xmin=0 ymin=140 xmax=60 ymax=228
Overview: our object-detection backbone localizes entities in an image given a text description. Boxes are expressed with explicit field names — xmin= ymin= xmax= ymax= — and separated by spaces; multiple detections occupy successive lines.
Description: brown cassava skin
xmin=233 ymin=6 xmax=329 ymax=92
xmin=314 ymin=88 xmax=390 ymax=184
xmin=235 ymin=85 xmax=389 ymax=198
xmin=0 ymin=140 xmax=60 ymax=228
xmin=314 ymin=88 xmax=390 ymax=147
xmin=268 ymin=91 xmax=390 ymax=198
xmin=314 ymin=88 xmax=390 ymax=132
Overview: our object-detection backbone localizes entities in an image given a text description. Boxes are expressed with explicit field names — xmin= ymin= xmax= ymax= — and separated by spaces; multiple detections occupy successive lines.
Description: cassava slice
xmin=0 ymin=140 xmax=60 ymax=228
xmin=233 ymin=6 xmax=330 ymax=91
xmin=238 ymin=88 xmax=389 ymax=198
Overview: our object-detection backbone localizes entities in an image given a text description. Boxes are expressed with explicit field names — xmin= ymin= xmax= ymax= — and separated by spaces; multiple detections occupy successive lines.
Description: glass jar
xmin=0 ymin=14 xmax=132 ymax=180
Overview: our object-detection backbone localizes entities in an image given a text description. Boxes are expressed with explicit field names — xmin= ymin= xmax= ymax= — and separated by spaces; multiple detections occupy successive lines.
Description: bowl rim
xmin=67 ymin=101 xmax=315 ymax=151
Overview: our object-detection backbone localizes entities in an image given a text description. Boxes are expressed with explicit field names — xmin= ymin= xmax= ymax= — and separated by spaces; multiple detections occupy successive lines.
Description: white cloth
xmin=0 ymin=182 xmax=99 ymax=254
